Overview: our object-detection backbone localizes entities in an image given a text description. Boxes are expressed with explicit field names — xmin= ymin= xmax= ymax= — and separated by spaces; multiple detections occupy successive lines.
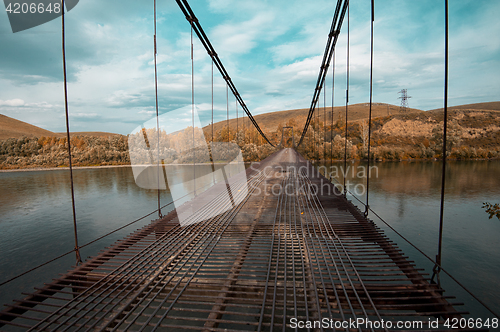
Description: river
xmin=315 ymin=159 xmax=500 ymax=320
xmin=1 ymin=160 xmax=499 ymax=320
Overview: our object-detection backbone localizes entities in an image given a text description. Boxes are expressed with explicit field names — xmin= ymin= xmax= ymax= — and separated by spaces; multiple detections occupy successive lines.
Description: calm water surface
xmin=0 ymin=166 xmax=174 ymax=308
xmin=318 ymin=159 xmax=500 ymax=319
xmin=1 ymin=161 xmax=500 ymax=320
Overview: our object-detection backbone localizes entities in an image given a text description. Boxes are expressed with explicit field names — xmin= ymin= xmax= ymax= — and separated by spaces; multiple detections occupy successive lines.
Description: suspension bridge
xmin=0 ymin=0 xmax=498 ymax=331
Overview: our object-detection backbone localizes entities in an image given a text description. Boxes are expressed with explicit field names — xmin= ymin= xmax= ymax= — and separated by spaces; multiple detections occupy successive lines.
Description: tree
xmin=483 ymin=202 xmax=500 ymax=220
xmin=360 ymin=120 xmax=369 ymax=154
xmin=432 ymin=120 xmax=462 ymax=155
xmin=286 ymin=118 xmax=297 ymax=129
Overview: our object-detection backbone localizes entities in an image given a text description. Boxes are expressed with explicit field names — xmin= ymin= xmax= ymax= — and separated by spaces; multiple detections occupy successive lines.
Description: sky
xmin=0 ymin=0 xmax=499 ymax=135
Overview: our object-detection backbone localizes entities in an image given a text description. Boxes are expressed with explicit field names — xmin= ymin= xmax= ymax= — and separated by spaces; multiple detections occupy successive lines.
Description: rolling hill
xmin=0 ymin=114 xmax=57 ymax=140
xmin=429 ymin=101 xmax=500 ymax=112
xmin=2 ymin=101 xmax=499 ymax=141
xmin=1 ymin=101 xmax=499 ymax=169
xmin=206 ymin=103 xmax=424 ymax=134
xmin=206 ymin=101 xmax=500 ymax=137
xmin=0 ymin=114 xmax=121 ymax=140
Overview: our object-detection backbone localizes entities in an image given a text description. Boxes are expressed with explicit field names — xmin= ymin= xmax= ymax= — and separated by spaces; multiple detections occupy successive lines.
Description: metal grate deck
xmin=0 ymin=149 xmax=486 ymax=331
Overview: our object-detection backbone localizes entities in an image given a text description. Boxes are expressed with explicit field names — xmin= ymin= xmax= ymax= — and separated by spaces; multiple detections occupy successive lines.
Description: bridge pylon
xmin=279 ymin=126 xmax=295 ymax=149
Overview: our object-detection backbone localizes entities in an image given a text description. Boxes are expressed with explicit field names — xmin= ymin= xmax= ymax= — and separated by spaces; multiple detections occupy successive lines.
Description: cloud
xmin=0 ymin=0 xmax=498 ymax=135
xmin=139 ymin=109 xmax=156 ymax=116
xmin=70 ymin=112 xmax=100 ymax=120
xmin=211 ymin=13 xmax=276 ymax=56
xmin=0 ymin=99 xmax=25 ymax=107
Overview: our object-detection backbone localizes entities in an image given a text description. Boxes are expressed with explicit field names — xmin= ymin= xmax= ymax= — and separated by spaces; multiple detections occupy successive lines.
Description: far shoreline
xmin=0 ymin=164 xmax=132 ymax=173
xmin=0 ymin=161 xmax=254 ymax=173
xmin=1 ymin=157 xmax=499 ymax=173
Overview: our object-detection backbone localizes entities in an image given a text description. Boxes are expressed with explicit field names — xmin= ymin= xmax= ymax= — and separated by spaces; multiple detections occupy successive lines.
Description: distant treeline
xmin=0 ymin=132 xmax=278 ymax=169
xmin=0 ymin=136 xmax=130 ymax=169
xmin=2 ymin=111 xmax=500 ymax=169
xmin=295 ymin=117 xmax=500 ymax=161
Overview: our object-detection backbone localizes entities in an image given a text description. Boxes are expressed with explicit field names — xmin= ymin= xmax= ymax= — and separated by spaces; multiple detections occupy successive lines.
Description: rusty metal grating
xmin=0 ymin=150 xmax=487 ymax=331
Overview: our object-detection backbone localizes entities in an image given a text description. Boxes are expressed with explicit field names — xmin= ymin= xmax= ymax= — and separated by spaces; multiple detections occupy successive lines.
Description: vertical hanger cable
xmin=364 ymin=0 xmax=374 ymax=217
xmin=154 ymin=0 xmax=162 ymax=217
xmin=343 ymin=0 xmax=350 ymax=196
xmin=61 ymin=0 xmax=82 ymax=265
xmin=191 ymin=26 xmax=196 ymax=196
xmin=433 ymin=0 xmax=449 ymax=287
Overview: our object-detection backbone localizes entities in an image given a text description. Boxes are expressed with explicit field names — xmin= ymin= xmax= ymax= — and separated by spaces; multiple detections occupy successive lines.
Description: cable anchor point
xmin=187 ymin=16 xmax=198 ymax=23
xmin=430 ymin=255 xmax=442 ymax=287
xmin=75 ymin=247 xmax=82 ymax=266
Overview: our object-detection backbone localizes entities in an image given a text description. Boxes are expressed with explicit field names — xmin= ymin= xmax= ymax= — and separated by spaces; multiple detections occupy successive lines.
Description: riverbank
xmin=1 ymin=158 xmax=499 ymax=318
xmin=0 ymin=161 xmax=256 ymax=172
xmin=3 ymin=155 xmax=500 ymax=172
xmin=0 ymin=164 xmax=132 ymax=173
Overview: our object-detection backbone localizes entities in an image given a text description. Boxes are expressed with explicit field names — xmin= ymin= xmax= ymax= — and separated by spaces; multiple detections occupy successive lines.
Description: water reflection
xmin=1 ymin=161 xmax=500 ymax=318
xmin=0 ymin=162 xmax=250 ymax=307
xmin=320 ymin=160 xmax=500 ymax=198
xmin=317 ymin=159 xmax=500 ymax=317
xmin=0 ymin=166 xmax=172 ymax=307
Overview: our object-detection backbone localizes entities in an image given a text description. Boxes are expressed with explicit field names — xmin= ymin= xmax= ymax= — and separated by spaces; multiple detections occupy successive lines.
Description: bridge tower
xmin=281 ymin=126 xmax=295 ymax=148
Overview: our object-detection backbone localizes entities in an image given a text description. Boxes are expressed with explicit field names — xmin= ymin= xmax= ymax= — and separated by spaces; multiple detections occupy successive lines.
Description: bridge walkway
xmin=0 ymin=149 xmax=484 ymax=331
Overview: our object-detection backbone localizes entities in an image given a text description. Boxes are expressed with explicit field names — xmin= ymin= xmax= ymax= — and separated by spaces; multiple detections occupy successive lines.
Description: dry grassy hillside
xmin=429 ymin=101 xmax=500 ymax=112
xmin=381 ymin=107 xmax=500 ymax=151
xmin=0 ymin=114 xmax=56 ymax=140
xmin=203 ymin=101 xmax=500 ymax=161
xmin=205 ymin=103 xmax=422 ymax=134
xmin=0 ymin=114 xmax=122 ymax=140
xmin=56 ymin=131 xmax=123 ymax=138
xmin=2 ymin=101 xmax=499 ymax=169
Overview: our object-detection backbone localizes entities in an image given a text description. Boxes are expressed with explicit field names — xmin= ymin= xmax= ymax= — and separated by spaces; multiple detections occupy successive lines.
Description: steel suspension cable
xmin=191 ymin=26 xmax=196 ymax=196
xmin=236 ymin=97 xmax=238 ymax=141
xmin=331 ymin=52 xmax=335 ymax=165
xmin=315 ymin=99 xmax=318 ymax=159
xmin=323 ymin=79 xmax=326 ymax=161
xmin=0 ymin=182 xmax=214 ymax=289
xmin=243 ymin=99 xmax=245 ymax=143
xmin=61 ymin=0 xmax=82 ymax=265
xmin=31 ymin=170 xmax=268 ymax=331
xmin=176 ymin=0 xmax=274 ymax=147
xmin=433 ymin=0 xmax=449 ymax=287
xmin=226 ymin=83 xmax=229 ymax=142
xmin=297 ymin=0 xmax=348 ymax=147
xmin=300 ymin=170 xmax=388 ymax=331
xmin=329 ymin=174 xmax=499 ymax=319
xmin=211 ymin=59 xmax=214 ymax=143
xmin=343 ymin=1 xmax=350 ymax=197
xmin=364 ymin=0 xmax=375 ymax=217
xmin=154 ymin=0 xmax=162 ymax=218
xmin=313 ymin=108 xmax=316 ymax=158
